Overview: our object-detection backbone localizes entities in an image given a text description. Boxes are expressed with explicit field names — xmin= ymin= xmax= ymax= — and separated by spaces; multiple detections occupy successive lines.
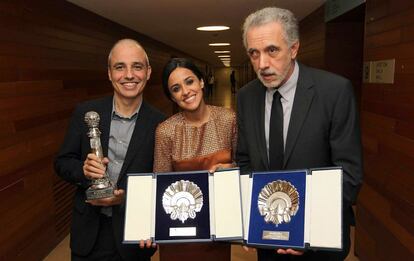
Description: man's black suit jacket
xmin=236 ymin=63 xmax=363 ymax=259
xmin=54 ymin=96 xmax=165 ymax=260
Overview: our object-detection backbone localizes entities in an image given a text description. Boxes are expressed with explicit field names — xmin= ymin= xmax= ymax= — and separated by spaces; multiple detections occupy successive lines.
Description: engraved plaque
xmin=262 ymin=230 xmax=290 ymax=241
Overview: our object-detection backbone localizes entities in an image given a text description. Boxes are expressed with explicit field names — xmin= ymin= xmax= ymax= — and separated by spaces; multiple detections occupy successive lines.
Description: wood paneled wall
xmin=0 ymin=1 xmax=206 ymax=260
xmin=356 ymin=0 xmax=414 ymax=260
xmin=325 ymin=5 xmax=365 ymax=107
xmin=297 ymin=6 xmax=327 ymax=69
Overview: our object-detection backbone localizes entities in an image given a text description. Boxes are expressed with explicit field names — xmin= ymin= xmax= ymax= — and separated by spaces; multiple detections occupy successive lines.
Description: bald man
xmin=55 ymin=39 xmax=165 ymax=261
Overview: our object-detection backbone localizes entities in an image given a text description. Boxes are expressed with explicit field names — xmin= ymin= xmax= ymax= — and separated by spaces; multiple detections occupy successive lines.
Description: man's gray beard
xmin=257 ymin=72 xmax=284 ymax=88
xmin=257 ymin=66 xmax=290 ymax=88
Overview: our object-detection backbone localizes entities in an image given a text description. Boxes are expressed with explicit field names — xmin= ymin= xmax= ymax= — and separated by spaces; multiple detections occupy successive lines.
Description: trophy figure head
xmin=84 ymin=111 xmax=100 ymax=128
xmin=84 ymin=111 xmax=101 ymax=139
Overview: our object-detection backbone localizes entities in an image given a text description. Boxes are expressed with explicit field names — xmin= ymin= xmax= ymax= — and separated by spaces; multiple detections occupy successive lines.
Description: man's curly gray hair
xmin=242 ymin=7 xmax=299 ymax=48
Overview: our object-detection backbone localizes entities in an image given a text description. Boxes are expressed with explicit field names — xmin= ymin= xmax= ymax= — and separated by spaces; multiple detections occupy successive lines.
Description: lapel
xmin=118 ymin=101 xmax=151 ymax=180
xmin=100 ymin=96 xmax=113 ymax=158
xmin=253 ymin=82 xmax=269 ymax=169
xmin=283 ymin=64 xmax=315 ymax=167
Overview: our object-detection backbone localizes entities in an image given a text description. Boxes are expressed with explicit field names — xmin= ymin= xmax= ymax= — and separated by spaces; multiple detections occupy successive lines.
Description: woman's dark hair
xmin=162 ymin=58 xmax=204 ymax=100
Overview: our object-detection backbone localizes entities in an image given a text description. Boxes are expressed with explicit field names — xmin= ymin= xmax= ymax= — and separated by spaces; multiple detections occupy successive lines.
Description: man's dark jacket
xmin=55 ymin=96 xmax=165 ymax=260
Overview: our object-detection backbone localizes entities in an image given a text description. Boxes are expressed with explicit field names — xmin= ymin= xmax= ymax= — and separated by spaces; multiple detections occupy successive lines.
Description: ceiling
xmin=67 ymin=0 xmax=325 ymax=67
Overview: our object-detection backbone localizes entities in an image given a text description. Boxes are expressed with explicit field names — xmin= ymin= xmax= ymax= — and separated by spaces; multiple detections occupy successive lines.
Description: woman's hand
xmin=208 ymin=163 xmax=235 ymax=174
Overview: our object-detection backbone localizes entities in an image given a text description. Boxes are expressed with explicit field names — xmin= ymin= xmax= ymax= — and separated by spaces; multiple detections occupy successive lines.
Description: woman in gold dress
xmin=154 ymin=58 xmax=237 ymax=261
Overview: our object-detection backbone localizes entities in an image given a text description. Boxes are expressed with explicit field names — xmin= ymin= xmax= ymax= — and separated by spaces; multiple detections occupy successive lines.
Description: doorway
xmin=325 ymin=3 xmax=365 ymax=109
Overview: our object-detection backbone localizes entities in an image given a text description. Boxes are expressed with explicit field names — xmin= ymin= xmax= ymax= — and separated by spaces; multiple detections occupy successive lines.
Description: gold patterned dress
xmin=154 ymin=105 xmax=237 ymax=261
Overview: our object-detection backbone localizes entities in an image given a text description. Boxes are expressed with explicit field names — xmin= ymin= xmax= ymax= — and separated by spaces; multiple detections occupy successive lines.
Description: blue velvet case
xmin=247 ymin=170 xmax=307 ymax=249
xmin=154 ymin=171 xmax=211 ymax=243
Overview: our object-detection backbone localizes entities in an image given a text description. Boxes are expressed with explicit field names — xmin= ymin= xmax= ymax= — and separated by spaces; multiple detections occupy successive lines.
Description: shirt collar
xmin=111 ymin=98 xmax=141 ymax=120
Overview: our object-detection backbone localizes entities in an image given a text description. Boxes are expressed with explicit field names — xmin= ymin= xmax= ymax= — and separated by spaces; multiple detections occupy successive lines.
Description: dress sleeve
xmin=153 ymin=124 xmax=173 ymax=173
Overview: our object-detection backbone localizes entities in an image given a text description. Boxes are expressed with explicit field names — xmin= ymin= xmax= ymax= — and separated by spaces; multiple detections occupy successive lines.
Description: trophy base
xmin=86 ymin=186 xmax=114 ymax=200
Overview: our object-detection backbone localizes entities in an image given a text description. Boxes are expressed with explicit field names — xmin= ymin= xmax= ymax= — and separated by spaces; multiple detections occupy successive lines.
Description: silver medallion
xmin=258 ymin=180 xmax=299 ymax=226
xmin=162 ymin=180 xmax=203 ymax=223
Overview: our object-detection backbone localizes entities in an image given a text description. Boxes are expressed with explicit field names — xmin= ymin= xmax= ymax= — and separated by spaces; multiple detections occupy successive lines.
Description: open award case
xmin=241 ymin=167 xmax=343 ymax=250
xmin=123 ymin=168 xmax=243 ymax=244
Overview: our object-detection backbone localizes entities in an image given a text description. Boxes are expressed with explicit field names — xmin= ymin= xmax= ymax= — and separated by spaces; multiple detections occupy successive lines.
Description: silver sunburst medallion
xmin=162 ymin=180 xmax=203 ymax=223
xmin=258 ymin=180 xmax=299 ymax=226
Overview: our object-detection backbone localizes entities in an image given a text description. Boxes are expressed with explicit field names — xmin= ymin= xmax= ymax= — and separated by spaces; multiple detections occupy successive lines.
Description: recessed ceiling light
xmin=218 ymin=55 xmax=231 ymax=58
xmin=220 ymin=59 xmax=231 ymax=61
xmin=214 ymin=50 xmax=231 ymax=53
xmin=209 ymin=43 xmax=231 ymax=46
xmin=197 ymin=26 xmax=230 ymax=31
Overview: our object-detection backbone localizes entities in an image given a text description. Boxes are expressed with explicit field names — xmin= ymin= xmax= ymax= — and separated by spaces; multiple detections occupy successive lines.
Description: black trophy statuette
xmin=84 ymin=111 xmax=114 ymax=200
